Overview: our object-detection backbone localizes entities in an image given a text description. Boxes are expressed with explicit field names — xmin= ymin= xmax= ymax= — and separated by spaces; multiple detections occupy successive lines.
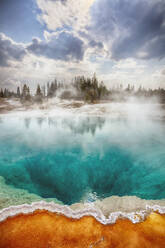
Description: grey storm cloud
xmin=89 ymin=40 xmax=103 ymax=49
xmin=27 ymin=32 xmax=85 ymax=61
xmin=90 ymin=0 xmax=165 ymax=60
xmin=0 ymin=33 xmax=26 ymax=67
xmin=78 ymin=31 xmax=104 ymax=50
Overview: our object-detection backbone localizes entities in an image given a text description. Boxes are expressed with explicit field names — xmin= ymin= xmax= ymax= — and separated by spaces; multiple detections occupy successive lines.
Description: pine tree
xmin=0 ymin=89 xmax=4 ymax=98
xmin=36 ymin=84 xmax=42 ymax=96
xmin=22 ymin=84 xmax=28 ymax=97
xmin=35 ymin=84 xmax=43 ymax=103
xmin=17 ymin=87 xmax=21 ymax=98
xmin=42 ymin=85 xmax=46 ymax=97
xmin=21 ymin=84 xmax=31 ymax=101
xmin=126 ymin=84 xmax=131 ymax=92
xmin=3 ymin=88 xmax=8 ymax=98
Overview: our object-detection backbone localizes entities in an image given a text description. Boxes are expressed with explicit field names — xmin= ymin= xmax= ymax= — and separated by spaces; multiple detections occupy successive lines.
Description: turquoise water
xmin=0 ymin=115 xmax=165 ymax=205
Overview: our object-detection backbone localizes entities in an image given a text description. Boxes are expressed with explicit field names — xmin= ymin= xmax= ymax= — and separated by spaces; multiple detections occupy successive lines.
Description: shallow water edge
xmin=1 ymin=199 xmax=165 ymax=224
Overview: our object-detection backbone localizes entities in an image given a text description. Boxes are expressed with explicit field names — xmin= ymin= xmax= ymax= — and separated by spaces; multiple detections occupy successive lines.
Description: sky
xmin=0 ymin=0 xmax=165 ymax=90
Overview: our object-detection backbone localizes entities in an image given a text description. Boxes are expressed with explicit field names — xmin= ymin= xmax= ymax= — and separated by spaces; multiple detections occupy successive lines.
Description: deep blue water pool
xmin=0 ymin=115 xmax=165 ymax=204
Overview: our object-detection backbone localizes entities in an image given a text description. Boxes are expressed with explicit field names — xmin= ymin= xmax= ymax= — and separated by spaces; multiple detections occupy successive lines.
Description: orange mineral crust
xmin=0 ymin=210 xmax=165 ymax=248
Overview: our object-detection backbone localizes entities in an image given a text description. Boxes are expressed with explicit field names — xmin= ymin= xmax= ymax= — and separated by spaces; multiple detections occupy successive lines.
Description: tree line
xmin=0 ymin=74 xmax=165 ymax=103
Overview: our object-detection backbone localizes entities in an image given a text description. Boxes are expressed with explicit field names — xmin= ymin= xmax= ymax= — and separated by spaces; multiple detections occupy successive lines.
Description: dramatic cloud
xmin=88 ymin=40 xmax=103 ymax=49
xmin=36 ymin=0 xmax=165 ymax=61
xmin=36 ymin=0 xmax=95 ymax=31
xmin=27 ymin=31 xmax=85 ymax=61
xmin=1 ymin=0 xmax=165 ymax=89
xmin=89 ymin=0 xmax=165 ymax=60
xmin=0 ymin=33 xmax=26 ymax=67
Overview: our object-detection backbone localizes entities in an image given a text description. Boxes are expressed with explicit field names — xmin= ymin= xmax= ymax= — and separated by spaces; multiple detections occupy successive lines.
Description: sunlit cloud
xmin=36 ymin=0 xmax=95 ymax=31
xmin=0 ymin=0 xmax=165 ymax=89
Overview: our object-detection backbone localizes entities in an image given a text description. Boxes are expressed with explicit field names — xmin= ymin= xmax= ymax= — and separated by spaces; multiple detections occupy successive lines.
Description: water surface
xmin=0 ymin=115 xmax=165 ymax=205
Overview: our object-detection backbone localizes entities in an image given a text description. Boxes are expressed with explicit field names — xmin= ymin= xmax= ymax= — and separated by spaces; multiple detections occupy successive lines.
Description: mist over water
xmin=0 ymin=103 xmax=165 ymax=205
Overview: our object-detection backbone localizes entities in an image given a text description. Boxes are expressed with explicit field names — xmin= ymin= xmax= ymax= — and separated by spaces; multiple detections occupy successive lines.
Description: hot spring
xmin=0 ymin=113 xmax=165 ymax=206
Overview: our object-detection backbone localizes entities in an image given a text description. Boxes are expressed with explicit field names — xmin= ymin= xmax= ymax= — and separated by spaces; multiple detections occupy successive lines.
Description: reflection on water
xmin=0 ymin=115 xmax=165 ymax=204
xmin=24 ymin=116 xmax=106 ymax=136
xmin=24 ymin=118 xmax=31 ymax=129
